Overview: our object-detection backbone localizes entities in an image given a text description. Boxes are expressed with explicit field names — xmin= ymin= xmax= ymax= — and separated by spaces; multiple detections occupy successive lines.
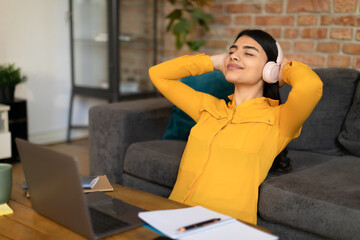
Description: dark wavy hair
xmin=234 ymin=29 xmax=292 ymax=173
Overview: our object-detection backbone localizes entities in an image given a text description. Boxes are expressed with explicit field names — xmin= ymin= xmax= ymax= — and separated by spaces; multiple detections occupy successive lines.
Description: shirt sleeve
xmin=148 ymin=54 xmax=214 ymax=122
xmin=278 ymin=61 xmax=323 ymax=138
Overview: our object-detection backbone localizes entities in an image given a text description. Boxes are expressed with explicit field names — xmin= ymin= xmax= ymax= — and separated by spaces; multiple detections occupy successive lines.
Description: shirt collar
xmin=227 ymin=94 xmax=279 ymax=109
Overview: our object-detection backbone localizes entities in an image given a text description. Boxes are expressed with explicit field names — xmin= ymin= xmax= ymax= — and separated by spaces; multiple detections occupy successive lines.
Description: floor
xmin=46 ymin=138 xmax=90 ymax=176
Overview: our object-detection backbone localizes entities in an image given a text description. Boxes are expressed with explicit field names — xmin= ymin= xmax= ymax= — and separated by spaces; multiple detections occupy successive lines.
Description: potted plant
xmin=0 ymin=63 xmax=27 ymax=102
xmin=166 ymin=0 xmax=213 ymax=51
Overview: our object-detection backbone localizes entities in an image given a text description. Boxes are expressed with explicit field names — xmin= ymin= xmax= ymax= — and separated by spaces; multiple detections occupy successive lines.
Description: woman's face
xmin=223 ymin=35 xmax=268 ymax=85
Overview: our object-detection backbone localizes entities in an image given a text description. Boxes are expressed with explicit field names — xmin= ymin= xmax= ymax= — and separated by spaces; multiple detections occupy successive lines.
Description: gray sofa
xmin=89 ymin=68 xmax=360 ymax=240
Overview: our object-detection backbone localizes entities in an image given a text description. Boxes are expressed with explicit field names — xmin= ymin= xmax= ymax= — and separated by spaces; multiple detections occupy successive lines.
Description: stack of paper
xmin=23 ymin=175 xmax=100 ymax=190
xmin=83 ymin=175 xmax=113 ymax=193
xmin=80 ymin=176 xmax=99 ymax=189
xmin=139 ymin=206 xmax=278 ymax=240
xmin=24 ymin=175 xmax=113 ymax=197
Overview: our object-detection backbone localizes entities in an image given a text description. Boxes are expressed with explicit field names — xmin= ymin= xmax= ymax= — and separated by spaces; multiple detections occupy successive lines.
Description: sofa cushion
xmin=123 ymin=140 xmax=186 ymax=188
xmin=338 ymin=81 xmax=360 ymax=156
xmin=257 ymin=216 xmax=328 ymax=240
xmin=280 ymin=68 xmax=360 ymax=155
xmin=122 ymin=173 xmax=172 ymax=197
xmin=266 ymin=150 xmax=336 ymax=179
xmin=259 ymin=156 xmax=360 ymax=240
xmin=162 ymin=70 xmax=234 ymax=140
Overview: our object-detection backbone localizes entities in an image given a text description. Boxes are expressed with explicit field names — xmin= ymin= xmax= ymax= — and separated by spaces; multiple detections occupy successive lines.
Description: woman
xmin=149 ymin=29 xmax=323 ymax=225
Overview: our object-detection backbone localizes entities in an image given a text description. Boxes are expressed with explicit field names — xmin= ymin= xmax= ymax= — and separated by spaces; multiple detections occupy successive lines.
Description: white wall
xmin=0 ymin=0 xmax=100 ymax=143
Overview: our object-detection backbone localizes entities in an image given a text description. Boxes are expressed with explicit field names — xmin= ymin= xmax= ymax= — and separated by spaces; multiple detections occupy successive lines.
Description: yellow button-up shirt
xmin=149 ymin=54 xmax=323 ymax=224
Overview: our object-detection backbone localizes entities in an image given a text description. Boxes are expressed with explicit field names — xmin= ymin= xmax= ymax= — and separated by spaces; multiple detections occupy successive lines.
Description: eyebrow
xmin=229 ymin=45 xmax=260 ymax=52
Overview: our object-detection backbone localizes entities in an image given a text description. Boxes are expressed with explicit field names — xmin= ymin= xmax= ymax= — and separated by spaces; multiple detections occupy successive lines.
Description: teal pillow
xmin=162 ymin=70 xmax=234 ymax=140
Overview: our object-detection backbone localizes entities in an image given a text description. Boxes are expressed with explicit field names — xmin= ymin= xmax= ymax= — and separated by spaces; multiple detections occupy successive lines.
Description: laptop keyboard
xmin=89 ymin=207 xmax=130 ymax=235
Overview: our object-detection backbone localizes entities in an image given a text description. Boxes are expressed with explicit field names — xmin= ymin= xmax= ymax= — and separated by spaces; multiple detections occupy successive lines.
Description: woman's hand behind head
xmin=210 ymin=53 xmax=228 ymax=74
xmin=278 ymin=60 xmax=289 ymax=87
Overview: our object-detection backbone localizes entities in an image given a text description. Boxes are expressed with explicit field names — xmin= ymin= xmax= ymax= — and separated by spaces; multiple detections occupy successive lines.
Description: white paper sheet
xmin=138 ymin=206 xmax=278 ymax=240
xmin=180 ymin=220 xmax=278 ymax=240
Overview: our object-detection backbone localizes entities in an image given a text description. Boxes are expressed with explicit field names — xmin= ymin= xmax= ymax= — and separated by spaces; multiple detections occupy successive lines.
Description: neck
xmin=233 ymin=82 xmax=264 ymax=106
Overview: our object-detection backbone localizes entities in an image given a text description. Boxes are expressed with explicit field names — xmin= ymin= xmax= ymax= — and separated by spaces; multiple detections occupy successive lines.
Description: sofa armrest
xmin=89 ymin=97 xmax=173 ymax=184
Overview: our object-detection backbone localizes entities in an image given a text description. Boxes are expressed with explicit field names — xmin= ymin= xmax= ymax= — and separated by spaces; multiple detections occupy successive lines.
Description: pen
xmin=177 ymin=218 xmax=221 ymax=232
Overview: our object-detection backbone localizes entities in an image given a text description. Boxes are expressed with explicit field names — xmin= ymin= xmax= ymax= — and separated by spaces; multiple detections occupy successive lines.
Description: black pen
xmin=177 ymin=218 xmax=221 ymax=232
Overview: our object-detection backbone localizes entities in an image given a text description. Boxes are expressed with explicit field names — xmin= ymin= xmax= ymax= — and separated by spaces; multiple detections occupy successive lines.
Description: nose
xmin=230 ymin=54 xmax=239 ymax=62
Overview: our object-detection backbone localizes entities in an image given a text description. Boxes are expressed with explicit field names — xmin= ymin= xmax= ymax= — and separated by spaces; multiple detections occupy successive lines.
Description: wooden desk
xmin=1 ymin=163 xmax=270 ymax=239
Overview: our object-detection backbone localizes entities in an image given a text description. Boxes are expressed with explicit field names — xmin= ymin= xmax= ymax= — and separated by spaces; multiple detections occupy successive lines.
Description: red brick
xmin=205 ymin=39 xmax=229 ymax=49
xmin=334 ymin=0 xmax=359 ymax=12
xmin=287 ymin=0 xmax=331 ymax=12
xmin=321 ymin=15 xmax=357 ymax=26
xmin=226 ymin=28 xmax=246 ymax=38
xmin=255 ymin=16 xmax=294 ymax=26
xmin=328 ymin=55 xmax=351 ymax=67
xmin=226 ymin=3 xmax=262 ymax=13
xmin=294 ymin=41 xmax=315 ymax=52
xmin=266 ymin=0 xmax=283 ymax=13
xmin=298 ymin=15 xmax=318 ymax=26
xmin=208 ymin=26 xmax=230 ymax=38
xmin=330 ymin=28 xmax=353 ymax=40
xmin=316 ymin=42 xmax=340 ymax=53
xmin=204 ymin=48 xmax=225 ymax=56
xmin=356 ymin=30 xmax=360 ymax=40
xmin=321 ymin=15 xmax=332 ymax=25
xmin=285 ymin=54 xmax=326 ymax=67
xmin=234 ymin=16 xmax=252 ymax=25
xmin=212 ymin=16 xmax=232 ymax=25
xmin=284 ymin=28 xmax=299 ymax=38
xmin=265 ymin=3 xmax=283 ymax=13
xmin=267 ymin=28 xmax=282 ymax=38
xmin=301 ymin=28 xmax=328 ymax=39
xmin=353 ymin=57 xmax=360 ymax=68
xmin=278 ymin=41 xmax=291 ymax=51
xmin=210 ymin=4 xmax=224 ymax=14
xmin=343 ymin=43 xmax=360 ymax=55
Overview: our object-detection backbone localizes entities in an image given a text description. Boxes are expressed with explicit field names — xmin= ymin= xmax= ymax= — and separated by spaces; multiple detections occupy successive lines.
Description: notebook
xmin=22 ymin=176 xmax=99 ymax=190
xmin=16 ymin=138 xmax=144 ymax=240
xmin=139 ymin=206 xmax=278 ymax=240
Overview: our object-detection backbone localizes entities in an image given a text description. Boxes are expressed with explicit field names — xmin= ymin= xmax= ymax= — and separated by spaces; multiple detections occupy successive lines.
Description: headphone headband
xmin=275 ymin=42 xmax=283 ymax=64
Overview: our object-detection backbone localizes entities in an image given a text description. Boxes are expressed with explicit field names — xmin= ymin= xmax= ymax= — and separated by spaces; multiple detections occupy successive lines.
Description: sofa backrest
xmin=280 ymin=68 xmax=360 ymax=155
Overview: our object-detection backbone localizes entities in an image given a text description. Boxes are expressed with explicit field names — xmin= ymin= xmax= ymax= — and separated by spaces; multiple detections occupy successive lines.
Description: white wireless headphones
xmin=262 ymin=42 xmax=283 ymax=84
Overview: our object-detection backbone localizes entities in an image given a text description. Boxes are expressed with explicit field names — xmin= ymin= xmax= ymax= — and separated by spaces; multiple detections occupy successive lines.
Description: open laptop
xmin=16 ymin=138 xmax=144 ymax=240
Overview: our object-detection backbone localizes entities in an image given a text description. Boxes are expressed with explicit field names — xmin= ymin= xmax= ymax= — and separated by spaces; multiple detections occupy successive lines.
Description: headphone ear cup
xmin=263 ymin=61 xmax=280 ymax=83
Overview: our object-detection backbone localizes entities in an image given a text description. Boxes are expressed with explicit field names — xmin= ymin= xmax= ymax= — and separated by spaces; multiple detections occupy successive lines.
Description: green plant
xmin=0 ymin=63 xmax=27 ymax=88
xmin=166 ymin=0 xmax=213 ymax=51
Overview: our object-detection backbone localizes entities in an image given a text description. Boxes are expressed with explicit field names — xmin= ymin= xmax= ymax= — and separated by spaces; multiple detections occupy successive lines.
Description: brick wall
xmin=157 ymin=0 xmax=360 ymax=70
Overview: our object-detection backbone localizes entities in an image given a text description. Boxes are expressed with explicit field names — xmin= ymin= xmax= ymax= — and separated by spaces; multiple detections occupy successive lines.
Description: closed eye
xmin=229 ymin=45 xmax=237 ymax=55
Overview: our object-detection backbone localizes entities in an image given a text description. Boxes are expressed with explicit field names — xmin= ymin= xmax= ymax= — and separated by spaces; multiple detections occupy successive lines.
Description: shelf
xmin=67 ymin=0 xmax=158 ymax=142
xmin=74 ymin=33 xmax=140 ymax=44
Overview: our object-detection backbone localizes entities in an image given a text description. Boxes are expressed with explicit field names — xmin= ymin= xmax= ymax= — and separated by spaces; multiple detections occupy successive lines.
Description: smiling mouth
xmin=227 ymin=64 xmax=243 ymax=71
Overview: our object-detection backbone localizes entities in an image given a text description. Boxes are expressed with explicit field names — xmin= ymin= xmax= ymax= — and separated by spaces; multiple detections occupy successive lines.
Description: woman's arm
xmin=278 ymin=61 xmax=323 ymax=138
xmin=149 ymin=54 xmax=214 ymax=122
